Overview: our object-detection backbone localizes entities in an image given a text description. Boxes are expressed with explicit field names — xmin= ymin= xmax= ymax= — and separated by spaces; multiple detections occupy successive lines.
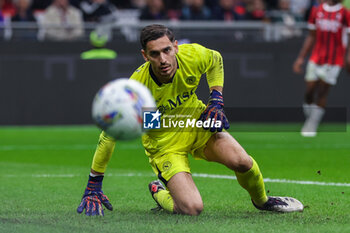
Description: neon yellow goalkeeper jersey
xmin=130 ymin=43 xmax=223 ymax=157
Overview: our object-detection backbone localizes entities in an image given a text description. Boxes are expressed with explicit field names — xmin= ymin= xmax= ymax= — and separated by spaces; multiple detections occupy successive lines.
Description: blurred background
xmin=0 ymin=0 xmax=349 ymax=126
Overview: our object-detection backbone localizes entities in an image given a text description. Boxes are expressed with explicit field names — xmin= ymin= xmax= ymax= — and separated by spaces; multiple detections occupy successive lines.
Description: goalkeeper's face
xmin=142 ymin=35 xmax=178 ymax=82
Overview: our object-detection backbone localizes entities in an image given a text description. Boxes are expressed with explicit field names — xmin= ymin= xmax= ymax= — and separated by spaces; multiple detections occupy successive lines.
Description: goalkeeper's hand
xmin=77 ymin=175 xmax=113 ymax=216
xmin=199 ymin=89 xmax=230 ymax=132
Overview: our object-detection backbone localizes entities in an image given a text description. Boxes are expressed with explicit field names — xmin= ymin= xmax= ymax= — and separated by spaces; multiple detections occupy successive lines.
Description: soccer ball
xmin=92 ymin=78 xmax=156 ymax=140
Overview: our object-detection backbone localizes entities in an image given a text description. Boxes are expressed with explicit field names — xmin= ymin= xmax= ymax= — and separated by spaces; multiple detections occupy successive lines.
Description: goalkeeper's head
xmin=139 ymin=24 xmax=178 ymax=83
xmin=140 ymin=24 xmax=175 ymax=51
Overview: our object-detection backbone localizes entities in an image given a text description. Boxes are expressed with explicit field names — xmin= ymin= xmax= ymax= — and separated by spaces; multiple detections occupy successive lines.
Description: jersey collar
xmin=149 ymin=57 xmax=179 ymax=87
xmin=149 ymin=65 xmax=163 ymax=86
xmin=323 ymin=3 xmax=342 ymax=12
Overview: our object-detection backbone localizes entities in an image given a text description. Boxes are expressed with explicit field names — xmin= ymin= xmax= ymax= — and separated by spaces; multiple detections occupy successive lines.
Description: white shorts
xmin=305 ymin=61 xmax=341 ymax=85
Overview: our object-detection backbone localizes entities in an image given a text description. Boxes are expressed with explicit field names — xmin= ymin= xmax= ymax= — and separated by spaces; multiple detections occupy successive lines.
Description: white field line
xmin=192 ymin=173 xmax=350 ymax=187
xmin=2 ymin=172 xmax=350 ymax=187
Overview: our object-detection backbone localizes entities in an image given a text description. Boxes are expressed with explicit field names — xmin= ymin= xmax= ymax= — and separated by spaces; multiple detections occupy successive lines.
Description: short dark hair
xmin=140 ymin=24 xmax=175 ymax=50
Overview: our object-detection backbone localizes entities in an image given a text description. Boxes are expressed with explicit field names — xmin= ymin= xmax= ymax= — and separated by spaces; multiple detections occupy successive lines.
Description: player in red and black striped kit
xmin=293 ymin=0 xmax=350 ymax=137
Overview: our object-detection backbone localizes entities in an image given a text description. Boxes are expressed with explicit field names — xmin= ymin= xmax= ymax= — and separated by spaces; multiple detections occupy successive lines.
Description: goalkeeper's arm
xmin=206 ymin=49 xmax=224 ymax=90
xmin=91 ymin=131 xmax=116 ymax=174
xmin=77 ymin=131 xmax=116 ymax=216
xmin=199 ymin=49 xmax=229 ymax=132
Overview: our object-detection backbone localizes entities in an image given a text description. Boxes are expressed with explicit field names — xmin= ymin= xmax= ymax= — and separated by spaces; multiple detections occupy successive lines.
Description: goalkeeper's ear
xmin=173 ymin=40 xmax=179 ymax=54
xmin=141 ymin=49 xmax=148 ymax=62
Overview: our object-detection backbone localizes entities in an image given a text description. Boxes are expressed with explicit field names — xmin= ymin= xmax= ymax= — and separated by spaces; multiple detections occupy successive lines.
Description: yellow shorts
xmin=148 ymin=128 xmax=214 ymax=185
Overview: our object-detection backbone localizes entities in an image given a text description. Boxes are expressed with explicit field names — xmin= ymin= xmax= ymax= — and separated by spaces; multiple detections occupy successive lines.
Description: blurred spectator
xmin=12 ymin=0 xmax=35 ymax=21
xmin=31 ymin=0 xmax=52 ymax=11
xmin=265 ymin=0 xmax=278 ymax=10
xmin=110 ymin=0 xmax=146 ymax=9
xmin=303 ymin=0 xmax=318 ymax=21
xmin=277 ymin=0 xmax=290 ymax=12
xmin=0 ymin=0 xmax=2 ymax=22
xmin=246 ymin=0 xmax=266 ymax=20
xmin=164 ymin=0 xmax=182 ymax=19
xmin=233 ymin=0 xmax=248 ymax=20
xmin=313 ymin=0 xmax=325 ymax=6
xmin=1 ymin=0 xmax=16 ymax=17
xmin=140 ymin=0 xmax=168 ymax=20
xmin=212 ymin=0 xmax=248 ymax=21
xmin=289 ymin=0 xmax=310 ymax=18
xmin=164 ymin=0 xmax=182 ymax=10
xmin=181 ymin=0 xmax=212 ymax=20
xmin=69 ymin=0 xmax=81 ymax=8
xmin=41 ymin=0 xmax=84 ymax=41
xmin=79 ymin=0 xmax=116 ymax=22
xmin=212 ymin=0 xmax=235 ymax=20
xmin=130 ymin=0 xmax=147 ymax=8
xmin=268 ymin=0 xmax=290 ymax=21
xmin=110 ymin=0 xmax=128 ymax=8
xmin=273 ymin=0 xmax=304 ymax=21
xmin=205 ymin=0 xmax=219 ymax=11
xmin=268 ymin=0 xmax=302 ymax=38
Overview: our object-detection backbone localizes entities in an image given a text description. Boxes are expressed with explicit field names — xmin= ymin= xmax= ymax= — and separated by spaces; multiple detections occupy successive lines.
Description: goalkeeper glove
xmin=77 ymin=175 xmax=113 ymax=216
xmin=199 ymin=90 xmax=230 ymax=132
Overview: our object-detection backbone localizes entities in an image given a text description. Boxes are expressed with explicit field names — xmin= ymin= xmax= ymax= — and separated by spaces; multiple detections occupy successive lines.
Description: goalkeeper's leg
xmin=148 ymin=153 xmax=203 ymax=215
xmin=204 ymin=132 xmax=267 ymax=206
xmin=204 ymin=132 xmax=303 ymax=212
xmin=149 ymin=173 xmax=203 ymax=216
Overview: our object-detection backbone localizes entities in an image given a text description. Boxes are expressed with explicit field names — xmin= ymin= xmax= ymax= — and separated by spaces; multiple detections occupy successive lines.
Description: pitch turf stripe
xmin=0 ymin=144 xmax=142 ymax=151
xmin=4 ymin=174 xmax=77 ymax=178
xmin=3 ymin=172 xmax=350 ymax=187
xmin=2 ymin=143 xmax=350 ymax=151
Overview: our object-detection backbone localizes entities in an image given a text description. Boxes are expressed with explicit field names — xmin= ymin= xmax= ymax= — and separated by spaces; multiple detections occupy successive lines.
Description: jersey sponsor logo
xmin=316 ymin=19 xmax=342 ymax=32
xmin=317 ymin=11 xmax=324 ymax=18
xmin=158 ymin=88 xmax=196 ymax=114
xmin=336 ymin=13 xmax=341 ymax=20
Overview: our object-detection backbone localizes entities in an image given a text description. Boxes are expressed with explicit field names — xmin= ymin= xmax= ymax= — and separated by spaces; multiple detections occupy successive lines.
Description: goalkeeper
xmin=77 ymin=24 xmax=304 ymax=216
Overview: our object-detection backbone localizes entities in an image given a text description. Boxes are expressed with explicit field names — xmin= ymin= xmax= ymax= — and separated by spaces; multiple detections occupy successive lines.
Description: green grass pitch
xmin=1 ymin=124 xmax=350 ymax=233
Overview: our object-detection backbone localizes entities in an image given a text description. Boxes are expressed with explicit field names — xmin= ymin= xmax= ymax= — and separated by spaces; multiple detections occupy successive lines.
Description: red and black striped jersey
xmin=308 ymin=3 xmax=350 ymax=66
